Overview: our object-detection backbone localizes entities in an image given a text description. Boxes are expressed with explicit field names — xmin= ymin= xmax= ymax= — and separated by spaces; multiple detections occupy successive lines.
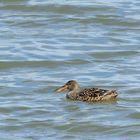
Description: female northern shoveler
xmin=55 ymin=80 xmax=118 ymax=102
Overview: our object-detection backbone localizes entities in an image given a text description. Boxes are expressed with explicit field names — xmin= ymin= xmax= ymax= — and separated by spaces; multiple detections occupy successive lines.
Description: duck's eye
xmin=67 ymin=81 xmax=71 ymax=85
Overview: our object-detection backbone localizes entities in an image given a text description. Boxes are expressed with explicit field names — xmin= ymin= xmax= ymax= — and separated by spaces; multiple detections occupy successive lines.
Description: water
xmin=0 ymin=0 xmax=140 ymax=139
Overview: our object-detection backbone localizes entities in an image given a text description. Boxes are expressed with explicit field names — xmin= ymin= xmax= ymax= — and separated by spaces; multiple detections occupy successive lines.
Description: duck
xmin=55 ymin=80 xmax=118 ymax=102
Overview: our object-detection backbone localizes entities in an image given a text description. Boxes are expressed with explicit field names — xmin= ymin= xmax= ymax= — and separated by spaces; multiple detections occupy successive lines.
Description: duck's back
xmin=76 ymin=88 xmax=117 ymax=102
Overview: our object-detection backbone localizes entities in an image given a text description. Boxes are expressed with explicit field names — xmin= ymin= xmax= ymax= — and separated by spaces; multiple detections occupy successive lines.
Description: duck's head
xmin=55 ymin=80 xmax=80 ymax=93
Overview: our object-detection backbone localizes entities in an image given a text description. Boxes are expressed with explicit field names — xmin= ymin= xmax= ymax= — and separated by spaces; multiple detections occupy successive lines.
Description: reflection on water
xmin=0 ymin=0 xmax=140 ymax=139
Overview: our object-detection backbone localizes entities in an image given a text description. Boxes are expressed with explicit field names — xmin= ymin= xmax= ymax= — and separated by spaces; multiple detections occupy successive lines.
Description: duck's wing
xmin=79 ymin=88 xmax=108 ymax=96
xmin=77 ymin=88 xmax=109 ymax=102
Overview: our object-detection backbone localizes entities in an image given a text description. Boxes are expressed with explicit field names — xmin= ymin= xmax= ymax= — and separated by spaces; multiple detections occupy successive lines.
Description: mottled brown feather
xmin=76 ymin=88 xmax=117 ymax=102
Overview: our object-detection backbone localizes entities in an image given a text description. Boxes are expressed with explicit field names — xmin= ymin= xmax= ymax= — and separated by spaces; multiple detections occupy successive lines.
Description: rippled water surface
xmin=0 ymin=0 xmax=140 ymax=139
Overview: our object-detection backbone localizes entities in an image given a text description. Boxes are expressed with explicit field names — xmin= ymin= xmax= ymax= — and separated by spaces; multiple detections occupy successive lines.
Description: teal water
xmin=0 ymin=0 xmax=140 ymax=139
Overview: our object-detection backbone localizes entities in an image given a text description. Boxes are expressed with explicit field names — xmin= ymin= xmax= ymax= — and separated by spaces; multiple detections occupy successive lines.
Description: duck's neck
xmin=67 ymin=84 xmax=80 ymax=99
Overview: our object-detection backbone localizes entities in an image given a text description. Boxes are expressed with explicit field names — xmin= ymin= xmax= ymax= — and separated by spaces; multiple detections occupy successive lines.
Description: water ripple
xmin=0 ymin=0 xmax=140 ymax=139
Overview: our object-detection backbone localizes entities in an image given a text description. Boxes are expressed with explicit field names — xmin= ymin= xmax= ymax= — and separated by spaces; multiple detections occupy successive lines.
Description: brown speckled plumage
xmin=55 ymin=80 xmax=118 ymax=102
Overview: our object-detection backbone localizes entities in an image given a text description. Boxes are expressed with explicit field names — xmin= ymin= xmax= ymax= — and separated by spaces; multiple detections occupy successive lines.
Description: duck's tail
xmin=103 ymin=90 xmax=118 ymax=100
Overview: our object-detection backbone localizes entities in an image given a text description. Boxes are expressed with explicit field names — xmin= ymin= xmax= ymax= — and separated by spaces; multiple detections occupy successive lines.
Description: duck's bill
xmin=55 ymin=85 xmax=68 ymax=92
